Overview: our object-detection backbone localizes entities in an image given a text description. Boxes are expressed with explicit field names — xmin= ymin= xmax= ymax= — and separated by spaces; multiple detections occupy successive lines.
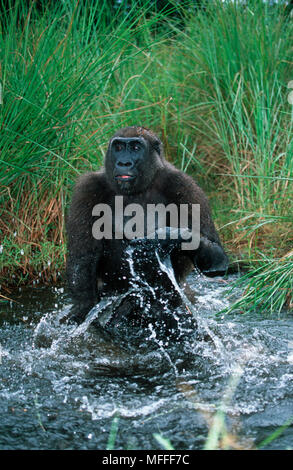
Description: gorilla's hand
xmin=194 ymin=236 xmax=229 ymax=276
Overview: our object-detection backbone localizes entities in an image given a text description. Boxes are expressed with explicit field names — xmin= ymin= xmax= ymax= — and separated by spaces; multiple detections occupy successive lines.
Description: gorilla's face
xmin=105 ymin=130 xmax=163 ymax=195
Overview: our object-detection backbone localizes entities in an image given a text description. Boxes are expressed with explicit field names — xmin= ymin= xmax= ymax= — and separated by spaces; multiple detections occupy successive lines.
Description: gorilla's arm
xmin=161 ymin=165 xmax=229 ymax=276
xmin=66 ymin=172 xmax=107 ymax=322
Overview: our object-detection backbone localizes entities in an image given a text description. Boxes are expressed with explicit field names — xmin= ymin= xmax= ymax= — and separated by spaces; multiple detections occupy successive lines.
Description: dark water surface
xmin=0 ymin=273 xmax=292 ymax=450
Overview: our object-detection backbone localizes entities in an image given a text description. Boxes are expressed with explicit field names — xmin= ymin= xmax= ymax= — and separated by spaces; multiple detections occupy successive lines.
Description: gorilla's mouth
xmin=115 ymin=175 xmax=135 ymax=181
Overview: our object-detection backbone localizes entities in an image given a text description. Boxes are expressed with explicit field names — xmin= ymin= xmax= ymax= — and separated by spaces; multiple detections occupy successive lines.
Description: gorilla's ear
xmin=152 ymin=140 xmax=161 ymax=156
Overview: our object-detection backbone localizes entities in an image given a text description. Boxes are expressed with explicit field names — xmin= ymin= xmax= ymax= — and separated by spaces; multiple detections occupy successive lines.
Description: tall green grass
xmin=0 ymin=0 xmax=173 ymax=284
xmin=0 ymin=0 xmax=292 ymax=313
xmin=174 ymin=1 xmax=293 ymax=212
xmin=170 ymin=0 xmax=293 ymax=312
xmin=222 ymin=250 xmax=293 ymax=315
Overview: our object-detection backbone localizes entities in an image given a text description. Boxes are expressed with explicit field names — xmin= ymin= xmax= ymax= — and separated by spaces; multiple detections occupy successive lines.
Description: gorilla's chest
xmin=105 ymin=190 xmax=171 ymax=240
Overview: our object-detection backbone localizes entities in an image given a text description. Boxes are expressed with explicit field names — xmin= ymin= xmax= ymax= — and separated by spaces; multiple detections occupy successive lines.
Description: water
xmin=0 ymin=272 xmax=293 ymax=450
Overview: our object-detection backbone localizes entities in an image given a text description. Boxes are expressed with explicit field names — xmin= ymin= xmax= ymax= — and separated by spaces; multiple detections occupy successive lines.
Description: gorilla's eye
xmin=130 ymin=142 xmax=141 ymax=152
xmin=114 ymin=142 xmax=124 ymax=152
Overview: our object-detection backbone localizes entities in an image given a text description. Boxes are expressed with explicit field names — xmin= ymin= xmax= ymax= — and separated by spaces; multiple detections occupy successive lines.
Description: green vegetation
xmin=106 ymin=414 xmax=120 ymax=450
xmin=0 ymin=0 xmax=292 ymax=313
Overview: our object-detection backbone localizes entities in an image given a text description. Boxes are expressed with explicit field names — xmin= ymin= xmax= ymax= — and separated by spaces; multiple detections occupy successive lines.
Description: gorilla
xmin=66 ymin=126 xmax=228 ymax=328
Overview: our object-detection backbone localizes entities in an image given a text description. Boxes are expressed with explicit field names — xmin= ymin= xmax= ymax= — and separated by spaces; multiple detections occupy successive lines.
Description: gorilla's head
xmin=105 ymin=126 xmax=164 ymax=195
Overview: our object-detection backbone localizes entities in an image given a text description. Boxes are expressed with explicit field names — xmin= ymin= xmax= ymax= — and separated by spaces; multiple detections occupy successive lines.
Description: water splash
xmin=1 ymin=260 xmax=293 ymax=449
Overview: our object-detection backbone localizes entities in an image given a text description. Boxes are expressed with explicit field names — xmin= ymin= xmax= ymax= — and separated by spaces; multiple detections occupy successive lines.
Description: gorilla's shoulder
xmin=70 ymin=170 xmax=113 ymax=201
xmin=73 ymin=170 xmax=107 ymax=193
xmin=159 ymin=162 xmax=206 ymax=202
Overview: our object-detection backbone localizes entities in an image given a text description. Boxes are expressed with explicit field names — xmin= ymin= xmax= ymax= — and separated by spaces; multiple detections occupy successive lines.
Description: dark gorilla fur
xmin=66 ymin=126 xmax=229 ymax=323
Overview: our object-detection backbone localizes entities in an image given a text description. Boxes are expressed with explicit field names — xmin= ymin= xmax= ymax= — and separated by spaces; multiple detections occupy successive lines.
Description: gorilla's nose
xmin=117 ymin=160 xmax=133 ymax=168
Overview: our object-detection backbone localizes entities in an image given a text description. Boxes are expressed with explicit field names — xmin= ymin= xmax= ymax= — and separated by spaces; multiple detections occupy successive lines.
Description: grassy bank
xmin=0 ymin=0 xmax=292 ymax=313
